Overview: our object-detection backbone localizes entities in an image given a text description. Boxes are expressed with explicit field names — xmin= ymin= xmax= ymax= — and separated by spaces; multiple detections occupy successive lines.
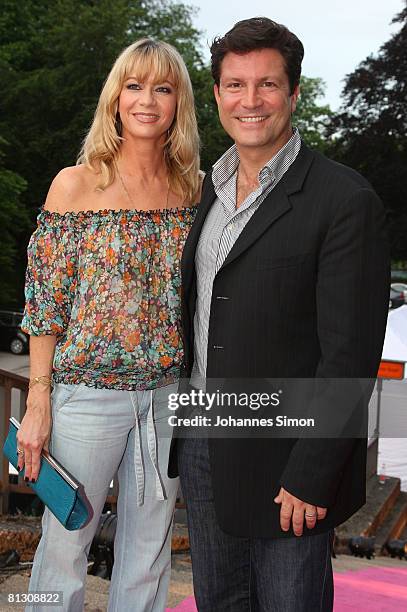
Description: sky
xmin=190 ymin=0 xmax=405 ymax=110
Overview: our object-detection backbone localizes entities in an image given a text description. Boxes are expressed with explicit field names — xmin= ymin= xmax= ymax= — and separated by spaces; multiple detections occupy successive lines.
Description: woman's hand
xmin=17 ymin=387 xmax=52 ymax=482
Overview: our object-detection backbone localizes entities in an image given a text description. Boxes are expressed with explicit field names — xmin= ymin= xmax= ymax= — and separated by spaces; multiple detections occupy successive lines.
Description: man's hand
xmin=274 ymin=487 xmax=327 ymax=536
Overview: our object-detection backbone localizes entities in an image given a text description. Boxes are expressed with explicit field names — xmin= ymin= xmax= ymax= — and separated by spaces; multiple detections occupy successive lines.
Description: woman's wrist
xmin=29 ymin=375 xmax=53 ymax=390
xmin=27 ymin=384 xmax=52 ymax=400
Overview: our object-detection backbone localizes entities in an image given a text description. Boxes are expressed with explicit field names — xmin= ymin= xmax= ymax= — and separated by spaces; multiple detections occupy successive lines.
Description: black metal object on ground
xmin=349 ymin=536 xmax=376 ymax=559
xmin=386 ymin=539 xmax=407 ymax=559
xmin=0 ymin=550 xmax=20 ymax=569
xmin=88 ymin=512 xmax=117 ymax=579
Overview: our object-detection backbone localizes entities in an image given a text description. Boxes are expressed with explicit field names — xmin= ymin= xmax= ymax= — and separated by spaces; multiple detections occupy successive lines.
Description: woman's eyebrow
xmin=124 ymin=76 xmax=175 ymax=85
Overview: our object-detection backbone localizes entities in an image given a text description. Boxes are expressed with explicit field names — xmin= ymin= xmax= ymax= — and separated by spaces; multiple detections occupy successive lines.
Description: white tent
xmin=376 ymin=305 xmax=407 ymax=490
xmin=381 ymin=305 xmax=407 ymax=373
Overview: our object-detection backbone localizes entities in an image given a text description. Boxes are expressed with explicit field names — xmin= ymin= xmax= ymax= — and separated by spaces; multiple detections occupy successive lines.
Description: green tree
xmin=192 ymin=64 xmax=233 ymax=172
xmin=294 ymin=76 xmax=333 ymax=152
xmin=0 ymin=137 xmax=28 ymax=306
xmin=327 ymin=2 xmax=407 ymax=259
xmin=0 ymin=0 xmax=214 ymax=303
xmin=0 ymin=0 xmax=209 ymax=208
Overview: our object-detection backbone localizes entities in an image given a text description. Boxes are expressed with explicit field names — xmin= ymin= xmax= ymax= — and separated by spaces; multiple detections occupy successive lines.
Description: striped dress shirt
xmin=191 ymin=128 xmax=301 ymax=388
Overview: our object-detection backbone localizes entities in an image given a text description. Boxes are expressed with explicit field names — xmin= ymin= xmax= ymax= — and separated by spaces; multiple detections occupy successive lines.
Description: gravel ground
xmin=0 ymin=553 xmax=194 ymax=611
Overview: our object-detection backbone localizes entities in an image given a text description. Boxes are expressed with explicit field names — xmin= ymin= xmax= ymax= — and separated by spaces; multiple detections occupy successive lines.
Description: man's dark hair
xmin=210 ymin=17 xmax=304 ymax=94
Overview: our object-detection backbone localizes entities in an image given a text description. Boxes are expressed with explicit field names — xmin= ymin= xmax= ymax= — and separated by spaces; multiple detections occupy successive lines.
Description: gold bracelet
xmin=28 ymin=376 xmax=53 ymax=390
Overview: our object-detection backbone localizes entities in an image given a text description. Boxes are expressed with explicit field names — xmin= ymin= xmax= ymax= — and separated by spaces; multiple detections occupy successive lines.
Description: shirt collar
xmin=212 ymin=127 xmax=301 ymax=190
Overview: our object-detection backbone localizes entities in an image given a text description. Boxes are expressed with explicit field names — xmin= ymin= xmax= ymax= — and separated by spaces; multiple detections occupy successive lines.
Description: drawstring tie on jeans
xmin=131 ymin=390 xmax=166 ymax=506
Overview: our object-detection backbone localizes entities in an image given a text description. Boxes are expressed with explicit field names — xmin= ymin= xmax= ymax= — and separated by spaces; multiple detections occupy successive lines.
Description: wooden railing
xmin=0 ymin=368 xmax=29 ymax=514
xmin=0 ymin=369 xmax=118 ymax=514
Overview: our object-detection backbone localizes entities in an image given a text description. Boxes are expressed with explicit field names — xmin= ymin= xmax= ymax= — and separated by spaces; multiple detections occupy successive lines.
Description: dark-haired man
xmin=169 ymin=17 xmax=389 ymax=611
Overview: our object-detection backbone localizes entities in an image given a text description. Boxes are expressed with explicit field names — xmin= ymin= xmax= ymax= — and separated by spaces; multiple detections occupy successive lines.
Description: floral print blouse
xmin=21 ymin=206 xmax=197 ymax=390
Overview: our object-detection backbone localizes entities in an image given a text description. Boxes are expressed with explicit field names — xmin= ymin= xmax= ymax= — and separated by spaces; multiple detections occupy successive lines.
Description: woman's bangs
xmin=125 ymin=47 xmax=177 ymax=86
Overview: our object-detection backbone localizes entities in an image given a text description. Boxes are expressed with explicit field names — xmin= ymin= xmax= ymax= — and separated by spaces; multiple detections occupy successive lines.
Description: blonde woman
xmin=18 ymin=39 xmax=200 ymax=611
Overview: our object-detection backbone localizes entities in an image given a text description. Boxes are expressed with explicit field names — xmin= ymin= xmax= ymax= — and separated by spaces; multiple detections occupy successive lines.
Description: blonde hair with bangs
xmin=77 ymin=39 xmax=200 ymax=203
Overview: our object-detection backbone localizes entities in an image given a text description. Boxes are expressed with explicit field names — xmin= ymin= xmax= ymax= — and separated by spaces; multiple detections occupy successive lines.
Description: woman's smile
xmin=132 ymin=112 xmax=160 ymax=123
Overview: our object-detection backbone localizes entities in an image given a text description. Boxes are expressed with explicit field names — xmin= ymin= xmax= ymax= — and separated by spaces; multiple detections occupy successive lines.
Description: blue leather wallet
xmin=3 ymin=417 xmax=92 ymax=530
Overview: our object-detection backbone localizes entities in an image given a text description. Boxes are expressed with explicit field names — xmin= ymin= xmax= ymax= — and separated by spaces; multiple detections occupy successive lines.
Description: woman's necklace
xmin=117 ymin=166 xmax=170 ymax=210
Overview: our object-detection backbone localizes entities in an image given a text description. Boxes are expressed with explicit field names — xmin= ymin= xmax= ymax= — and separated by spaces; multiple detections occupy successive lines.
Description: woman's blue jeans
xmin=27 ymin=381 xmax=179 ymax=612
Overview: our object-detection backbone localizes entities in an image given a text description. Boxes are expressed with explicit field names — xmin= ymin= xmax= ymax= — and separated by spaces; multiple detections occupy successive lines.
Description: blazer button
xmin=213 ymin=345 xmax=224 ymax=350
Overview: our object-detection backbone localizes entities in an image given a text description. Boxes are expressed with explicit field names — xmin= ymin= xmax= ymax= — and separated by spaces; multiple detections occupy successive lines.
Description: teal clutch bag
xmin=3 ymin=417 xmax=92 ymax=530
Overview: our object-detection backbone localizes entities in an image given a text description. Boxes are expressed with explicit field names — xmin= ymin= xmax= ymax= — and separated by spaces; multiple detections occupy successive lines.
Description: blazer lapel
xmin=221 ymin=184 xmax=291 ymax=270
xmin=220 ymin=143 xmax=315 ymax=271
xmin=181 ymin=173 xmax=216 ymax=293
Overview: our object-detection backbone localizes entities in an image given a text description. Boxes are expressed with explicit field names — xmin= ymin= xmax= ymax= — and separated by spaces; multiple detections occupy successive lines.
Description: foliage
xmin=0 ymin=136 xmax=28 ymax=306
xmin=294 ymin=77 xmax=332 ymax=152
xmin=0 ymin=0 xmax=206 ymax=212
xmin=327 ymin=2 xmax=407 ymax=259
xmin=0 ymin=0 xmax=212 ymax=304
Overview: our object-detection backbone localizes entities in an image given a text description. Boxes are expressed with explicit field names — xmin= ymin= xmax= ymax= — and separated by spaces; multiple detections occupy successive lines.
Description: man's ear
xmin=290 ymin=84 xmax=300 ymax=114
xmin=214 ymin=83 xmax=220 ymax=106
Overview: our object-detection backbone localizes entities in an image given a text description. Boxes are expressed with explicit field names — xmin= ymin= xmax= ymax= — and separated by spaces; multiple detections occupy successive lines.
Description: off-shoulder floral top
xmin=21 ymin=206 xmax=197 ymax=390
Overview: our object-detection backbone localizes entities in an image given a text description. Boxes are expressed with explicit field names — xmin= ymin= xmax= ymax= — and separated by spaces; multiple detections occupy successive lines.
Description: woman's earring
xmin=115 ymin=112 xmax=122 ymax=137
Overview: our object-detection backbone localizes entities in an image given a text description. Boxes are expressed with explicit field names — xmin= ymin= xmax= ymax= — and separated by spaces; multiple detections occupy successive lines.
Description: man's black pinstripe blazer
xmin=169 ymin=142 xmax=390 ymax=538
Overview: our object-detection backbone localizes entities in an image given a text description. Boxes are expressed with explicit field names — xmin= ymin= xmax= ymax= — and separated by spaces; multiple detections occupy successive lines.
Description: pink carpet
xmin=166 ymin=597 xmax=197 ymax=612
xmin=166 ymin=566 xmax=407 ymax=611
xmin=334 ymin=567 xmax=407 ymax=610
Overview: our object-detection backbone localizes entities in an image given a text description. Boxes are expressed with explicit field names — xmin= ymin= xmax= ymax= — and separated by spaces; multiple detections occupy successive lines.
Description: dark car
xmin=391 ymin=283 xmax=407 ymax=304
xmin=0 ymin=310 xmax=29 ymax=354
xmin=389 ymin=288 xmax=405 ymax=310
xmin=391 ymin=270 xmax=407 ymax=283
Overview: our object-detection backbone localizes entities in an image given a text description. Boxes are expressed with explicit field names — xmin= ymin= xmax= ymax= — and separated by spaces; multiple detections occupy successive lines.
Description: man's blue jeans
xmin=178 ymin=437 xmax=334 ymax=611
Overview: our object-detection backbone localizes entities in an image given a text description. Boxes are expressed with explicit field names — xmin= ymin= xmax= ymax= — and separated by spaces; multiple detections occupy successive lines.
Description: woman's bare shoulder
xmin=43 ymin=165 xmax=97 ymax=213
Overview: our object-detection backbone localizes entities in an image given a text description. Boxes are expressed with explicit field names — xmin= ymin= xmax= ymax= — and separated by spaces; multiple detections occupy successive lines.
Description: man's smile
xmin=237 ymin=116 xmax=268 ymax=123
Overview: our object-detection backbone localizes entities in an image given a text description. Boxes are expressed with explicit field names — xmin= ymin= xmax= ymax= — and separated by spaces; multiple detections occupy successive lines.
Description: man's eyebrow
xmin=221 ymin=75 xmax=282 ymax=82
